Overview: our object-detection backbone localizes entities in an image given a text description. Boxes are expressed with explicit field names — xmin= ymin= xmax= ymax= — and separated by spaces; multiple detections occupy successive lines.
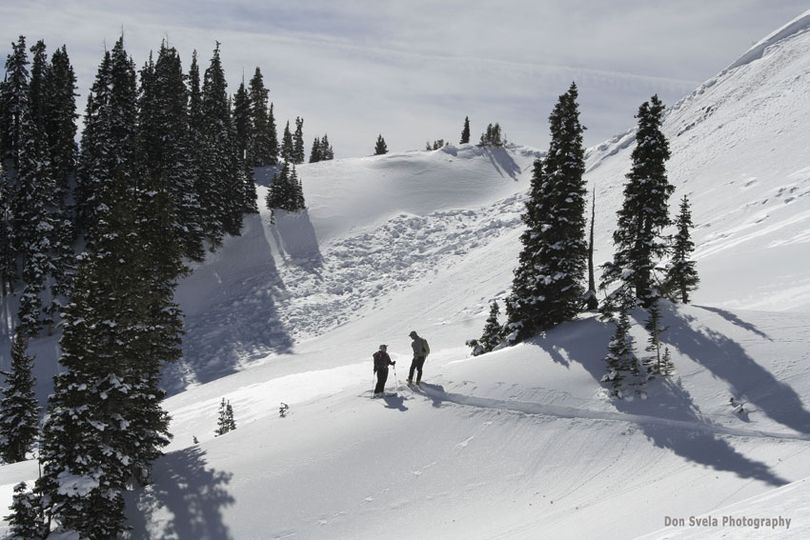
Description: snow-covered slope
xmin=586 ymin=9 xmax=810 ymax=313
xmin=3 ymin=10 xmax=810 ymax=540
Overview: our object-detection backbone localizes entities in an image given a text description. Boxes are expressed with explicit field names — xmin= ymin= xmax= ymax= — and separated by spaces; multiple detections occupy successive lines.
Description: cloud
xmin=1 ymin=1 xmax=806 ymax=157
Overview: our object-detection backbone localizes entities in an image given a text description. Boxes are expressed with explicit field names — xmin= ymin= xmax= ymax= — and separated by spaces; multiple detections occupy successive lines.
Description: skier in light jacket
xmin=407 ymin=330 xmax=430 ymax=384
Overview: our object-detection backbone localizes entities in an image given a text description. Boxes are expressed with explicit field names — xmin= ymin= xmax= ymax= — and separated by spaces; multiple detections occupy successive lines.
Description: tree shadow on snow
xmin=692 ymin=305 xmax=772 ymax=341
xmin=166 ymin=212 xmax=294 ymax=395
xmin=658 ymin=304 xmax=810 ymax=436
xmin=270 ymin=209 xmax=323 ymax=269
xmin=533 ymin=317 xmax=788 ymax=487
xmin=482 ymin=146 xmax=521 ymax=180
xmin=126 ymin=446 xmax=235 ymax=539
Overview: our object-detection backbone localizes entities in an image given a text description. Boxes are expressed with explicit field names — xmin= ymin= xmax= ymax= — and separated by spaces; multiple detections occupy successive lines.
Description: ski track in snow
xmin=408 ymin=384 xmax=810 ymax=444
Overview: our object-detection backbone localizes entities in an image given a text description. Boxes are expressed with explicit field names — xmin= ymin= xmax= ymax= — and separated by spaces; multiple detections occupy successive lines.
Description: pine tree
xmin=1 ymin=36 xmax=30 ymax=164
xmin=148 ymin=42 xmax=205 ymax=262
xmin=290 ymin=165 xmax=305 ymax=210
xmin=226 ymin=401 xmax=237 ymax=432
xmin=601 ymin=288 xmax=639 ymax=398
xmin=266 ymin=162 xmax=305 ymax=212
xmin=267 ymin=102 xmax=279 ymax=164
xmin=232 ymin=79 xmax=251 ymax=166
xmin=199 ymin=42 xmax=243 ymax=241
xmin=75 ymin=49 xmax=112 ymax=237
xmin=460 ymin=115 xmax=470 ymax=144
xmin=478 ymin=300 xmax=503 ymax=353
xmin=11 ymin=38 xmax=57 ymax=336
xmin=38 ymin=37 xmax=182 ymax=539
xmin=320 ymin=134 xmax=334 ymax=160
xmin=0 ymin=165 xmax=16 ymax=295
xmin=479 ymin=123 xmax=503 ymax=146
xmin=374 ymin=134 xmax=387 ymax=155
xmin=309 ymin=137 xmax=321 ymax=163
xmin=215 ymin=398 xmax=236 ymax=436
xmin=601 ymin=95 xmax=673 ymax=313
xmin=292 ymin=116 xmax=305 ymax=164
xmin=231 ymin=77 xmax=258 ymax=215
xmin=663 ymin=195 xmax=699 ymax=303
xmin=0 ymin=334 xmax=40 ymax=463
xmin=4 ymin=482 xmax=46 ymax=539
xmin=281 ymin=121 xmax=294 ymax=162
xmin=43 ymin=45 xmax=78 ymax=317
xmin=505 ymin=84 xmax=587 ymax=340
xmin=248 ymin=67 xmax=276 ymax=166
xmin=644 ymin=298 xmax=667 ymax=377
xmin=585 ymin=188 xmax=598 ymax=311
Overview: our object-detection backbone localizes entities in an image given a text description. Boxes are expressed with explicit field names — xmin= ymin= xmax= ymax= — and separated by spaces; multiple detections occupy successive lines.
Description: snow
xmin=3 ymin=11 xmax=810 ymax=540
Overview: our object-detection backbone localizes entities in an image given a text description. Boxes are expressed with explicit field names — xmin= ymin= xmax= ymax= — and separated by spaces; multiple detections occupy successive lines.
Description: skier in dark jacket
xmin=373 ymin=344 xmax=395 ymax=397
xmin=407 ymin=330 xmax=430 ymax=384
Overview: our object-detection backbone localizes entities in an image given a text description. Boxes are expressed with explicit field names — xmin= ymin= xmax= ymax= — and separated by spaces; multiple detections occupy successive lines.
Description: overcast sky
xmin=1 ymin=1 xmax=807 ymax=158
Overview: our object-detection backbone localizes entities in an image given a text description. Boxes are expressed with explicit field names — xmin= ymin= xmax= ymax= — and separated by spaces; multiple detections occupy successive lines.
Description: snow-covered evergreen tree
xmin=75 ymin=49 xmax=113 ymax=237
xmin=4 ymin=482 xmax=46 ymax=539
xmin=232 ymin=79 xmax=251 ymax=166
xmin=0 ymin=334 xmax=40 ymax=464
xmin=505 ymin=83 xmax=587 ymax=340
xmin=10 ymin=38 xmax=57 ymax=335
xmin=601 ymin=95 xmax=673 ymax=313
xmin=266 ymin=162 xmax=306 ymax=212
xmin=281 ymin=121 xmax=294 ymax=162
xmin=309 ymin=137 xmax=321 ymax=163
xmin=474 ymin=300 xmax=503 ymax=354
xmin=663 ymin=195 xmax=699 ymax=303
xmin=460 ymin=115 xmax=470 ymax=144
xmin=319 ymin=134 xmax=334 ymax=160
xmin=267 ymin=102 xmax=279 ymax=164
xmin=292 ymin=116 xmax=305 ymax=164
xmin=37 ymin=36 xmax=182 ymax=539
xmin=0 ymin=165 xmax=15 ymax=294
xmin=43 ymin=44 xmax=78 ymax=319
xmin=139 ymin=42 xmax=206 ymax=266
xmin=601 ymin=288 xmax=639 ymax=398
xmin=374 ymin=134 xmax=387 ymax=155
xmin=1 ymin=36 xmax=30 ymax=165
xmin=479 ymin=123 xmax=503 ymax=146
xmin=215 ymin=398 xmax=237 ymax=435
xmin=248 ymin=67 xmax=277 ymax=166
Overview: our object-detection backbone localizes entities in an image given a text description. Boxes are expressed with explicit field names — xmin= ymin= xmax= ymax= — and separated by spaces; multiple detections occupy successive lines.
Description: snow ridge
xmin=727 ymin=9 xmax=810 ymax=71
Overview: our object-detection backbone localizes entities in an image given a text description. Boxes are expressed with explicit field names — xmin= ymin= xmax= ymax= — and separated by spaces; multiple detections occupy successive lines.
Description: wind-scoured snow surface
xmin=3 ymin=12 xmax=810 ymax=540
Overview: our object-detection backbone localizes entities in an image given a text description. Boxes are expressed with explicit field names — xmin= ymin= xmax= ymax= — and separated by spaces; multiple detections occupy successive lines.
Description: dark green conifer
xmin=460 ymin=116 xmax=470 ymax=144
xmin=505 ymin=83 xmax=587 ymax=340
xmin=601 ymin=95 xmax=673 ymax=313
xmin=292 ymin=116 xmax=305 ymax=164
xmin=663 ymin=195 xmax=699 ymax=303
xmin=281 ymin=121 xmax=294 ymax=162
xmin=374 ymin=134 xmax=387 ymax=155
xmin=0 ymin=334 xmax=40 ymax=463
xmin=309 ymin=137 xmax=321 ymax=163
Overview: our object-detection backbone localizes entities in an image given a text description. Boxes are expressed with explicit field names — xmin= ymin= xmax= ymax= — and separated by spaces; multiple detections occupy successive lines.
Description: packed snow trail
xmin=410 ymin=383 xmax=810 ymax=442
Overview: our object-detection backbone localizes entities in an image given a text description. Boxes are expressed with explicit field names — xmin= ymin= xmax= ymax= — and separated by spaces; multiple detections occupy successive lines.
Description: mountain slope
xmin=3 ymin=10 xmax=810 ymax=540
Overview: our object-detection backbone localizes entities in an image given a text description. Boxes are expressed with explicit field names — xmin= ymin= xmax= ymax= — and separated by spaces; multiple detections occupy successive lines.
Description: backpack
xmin=421 ymin=338 xmax=430 ymax=356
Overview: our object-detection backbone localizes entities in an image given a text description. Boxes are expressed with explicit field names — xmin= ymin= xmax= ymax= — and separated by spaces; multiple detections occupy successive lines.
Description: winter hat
xmin=409 ymin=331 xmax=417 ymax=338
xmin=379 ymin=344 xmax=387 ymax=350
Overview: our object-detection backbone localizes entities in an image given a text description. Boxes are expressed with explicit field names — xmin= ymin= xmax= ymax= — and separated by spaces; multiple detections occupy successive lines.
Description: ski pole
xmin=392 ymin=362 xmax=400 ymax=390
